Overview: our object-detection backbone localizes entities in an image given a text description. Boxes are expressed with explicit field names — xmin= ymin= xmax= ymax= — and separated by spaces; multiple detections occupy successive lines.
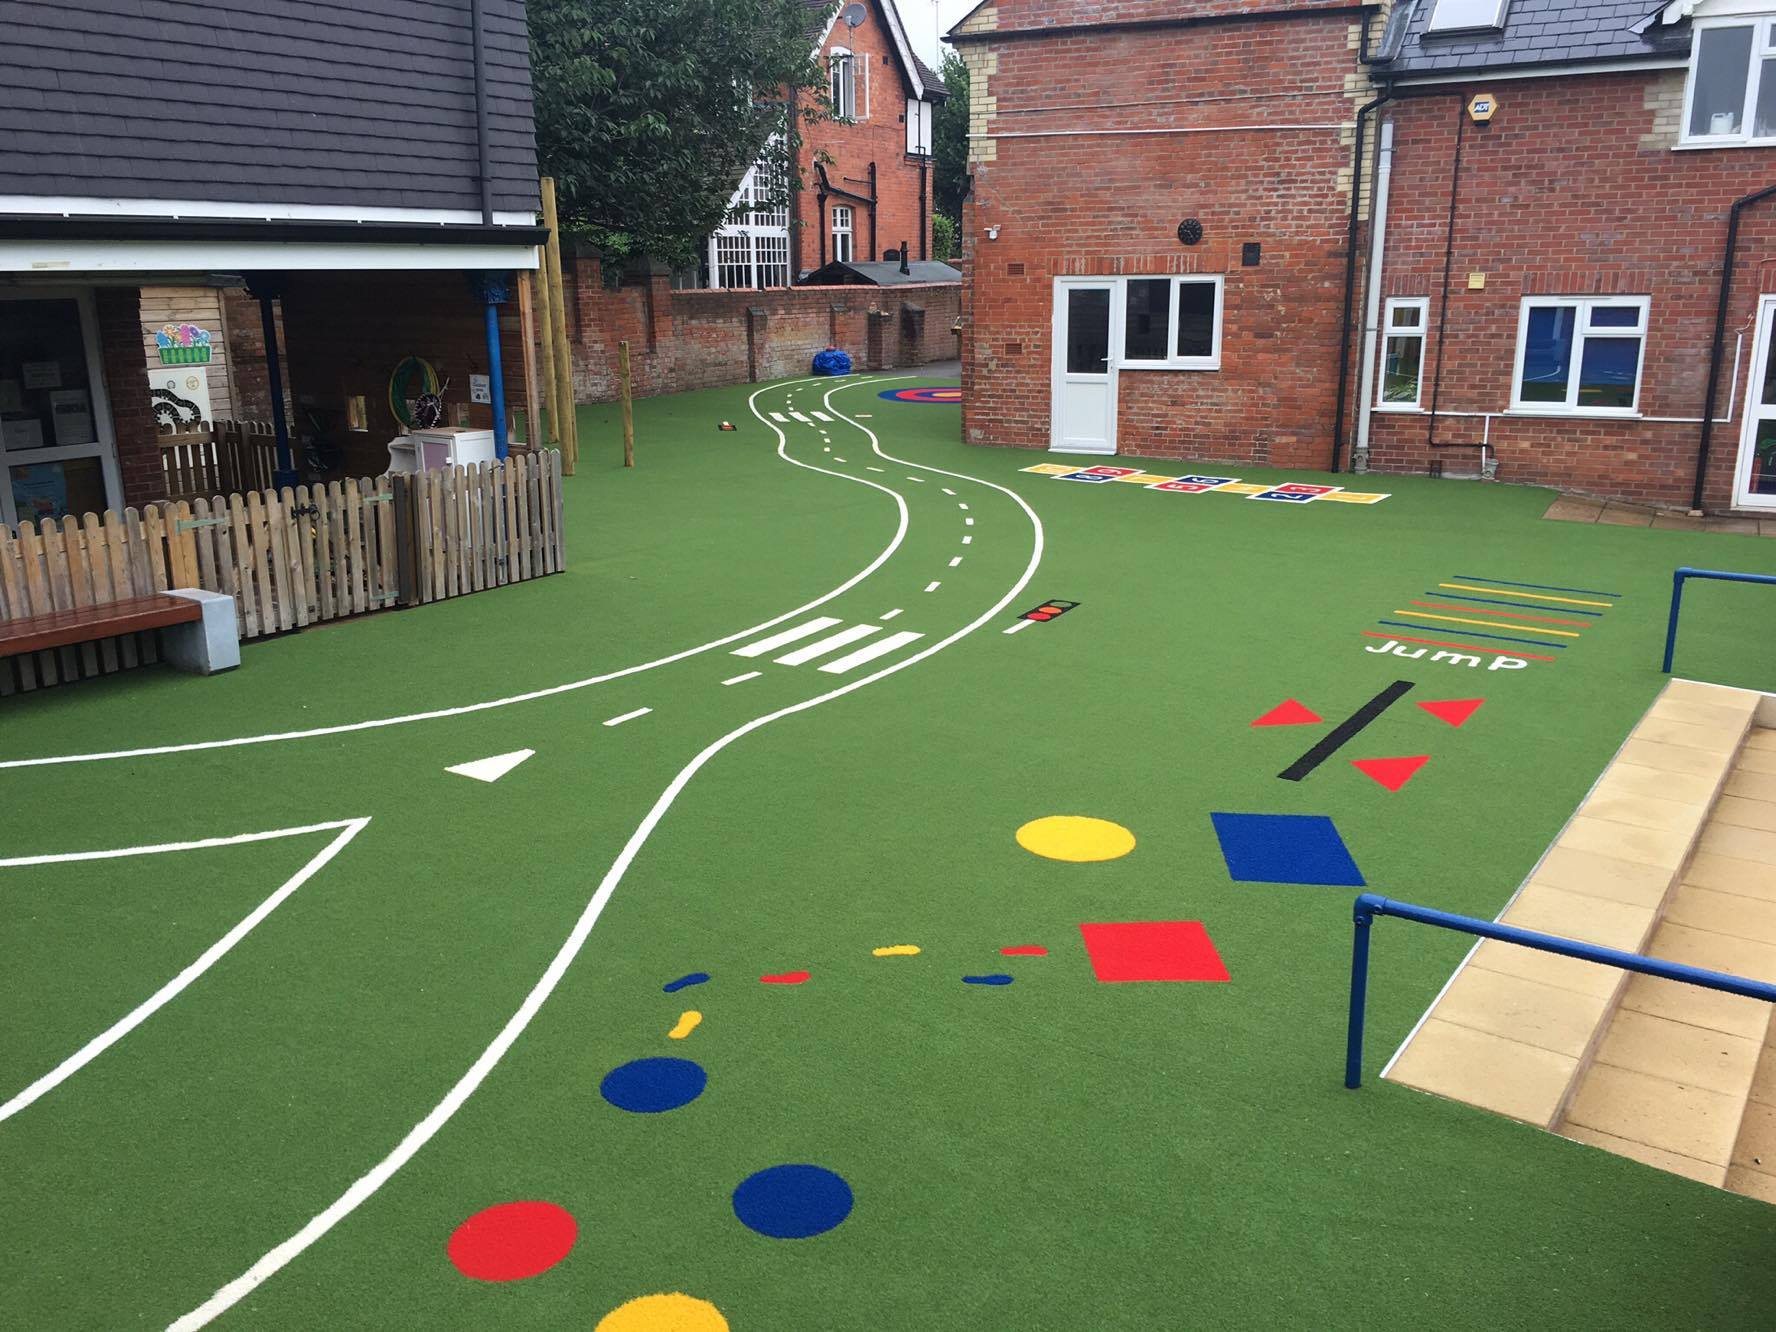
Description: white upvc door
xmin=1049 ymin=278 xmax=1120 ymax=455
xmin=1733 ymin=294 xmax=1776 ymax=510
xmin=0 ymin=287 xmax=122 ymax=527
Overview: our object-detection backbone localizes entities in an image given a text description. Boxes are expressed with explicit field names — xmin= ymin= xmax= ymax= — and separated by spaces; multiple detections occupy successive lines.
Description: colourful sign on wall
xmin=156 ymin=323 xmax=212 ymax=365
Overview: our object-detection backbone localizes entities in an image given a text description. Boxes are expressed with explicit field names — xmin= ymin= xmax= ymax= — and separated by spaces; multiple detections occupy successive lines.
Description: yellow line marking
xmin=1393 ymin=610 xmax=1581 ymax=638
xmin=1439 ymin=583 xmax=1612 ymax=608
xmin=871 ymin=944 xmax=922 ymax=957
xmin=668 ymin=1011 xmax=701 ymax=1040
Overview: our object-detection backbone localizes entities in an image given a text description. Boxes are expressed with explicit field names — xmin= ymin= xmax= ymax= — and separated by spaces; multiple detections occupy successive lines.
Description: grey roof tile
xmin=1374 ymin=0 xmax=1692 ymax=75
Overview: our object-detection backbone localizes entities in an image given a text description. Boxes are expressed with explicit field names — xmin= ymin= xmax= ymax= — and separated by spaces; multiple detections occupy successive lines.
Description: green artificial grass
xmin=4 ymin=372 xmax=1776 ymax=1328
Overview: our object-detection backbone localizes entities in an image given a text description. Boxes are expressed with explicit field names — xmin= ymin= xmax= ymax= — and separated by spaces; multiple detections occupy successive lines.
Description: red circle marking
xmin=447 ymin=1201 xmax=577 ymax=1282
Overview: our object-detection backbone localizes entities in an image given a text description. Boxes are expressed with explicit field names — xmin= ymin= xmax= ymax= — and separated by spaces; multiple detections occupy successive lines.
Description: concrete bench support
xmin=160 ymin=588 xmax=241 ymax=675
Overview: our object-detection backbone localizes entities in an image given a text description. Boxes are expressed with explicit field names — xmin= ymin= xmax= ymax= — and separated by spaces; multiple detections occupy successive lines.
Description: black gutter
xmin=1330 ymin=87 xmax=1390 ymax=473
xmin=0 ymin=218 xmax=550 ymax=245
xmin=470 ymin=0 xmax=495 ymax=225
xmin=1692 ymin=182 xmax=1776 ymax=510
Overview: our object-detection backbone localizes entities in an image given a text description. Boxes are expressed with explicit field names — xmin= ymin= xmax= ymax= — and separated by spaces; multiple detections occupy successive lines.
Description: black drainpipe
xmin=1424 ymin=94 xmax=1468 ymax=456
xmin=470 ymin=0 xmax=495 ymax=224
xmin=1330 ymin=86 xmax=1390 ymax=473
xmin=1692 ymin=182 xmax=1776 ymax=511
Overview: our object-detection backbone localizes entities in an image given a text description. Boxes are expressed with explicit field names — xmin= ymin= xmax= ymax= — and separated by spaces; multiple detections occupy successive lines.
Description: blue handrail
xmin=1662 ymin=566 xmax=1776 ymax=673
xmin=1344 ymin=893 xmax=1776 ymax=1089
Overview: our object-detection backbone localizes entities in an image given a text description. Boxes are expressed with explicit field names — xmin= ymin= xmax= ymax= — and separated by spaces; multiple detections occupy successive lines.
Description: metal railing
xmin=1662 ymin=566 xmax=1776 ymax=673
xmin=1344 ymin=892 xmax=1776 ymax=1089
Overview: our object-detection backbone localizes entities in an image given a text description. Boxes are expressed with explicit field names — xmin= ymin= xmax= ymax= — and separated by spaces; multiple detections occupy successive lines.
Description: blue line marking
xmin=1379 ymin=620 xmax=1566 ymax=649
xmin=962 ymin=974 xmax=1015 ymax=985
xmin=1452 ymin=575 xmax=1621 ymax=598
xmin=663 ymin=972 xmax=710 ymax=993
xmin=1424 ymin=592 xmax=1601 ymax=616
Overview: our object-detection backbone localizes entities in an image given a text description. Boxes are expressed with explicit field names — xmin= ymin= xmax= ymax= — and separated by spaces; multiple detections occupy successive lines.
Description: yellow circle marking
xmin=1015 ymin=815 xmax=1136 ymax=863
xmin=596 ymin=1292 xmax=729 ymax=1332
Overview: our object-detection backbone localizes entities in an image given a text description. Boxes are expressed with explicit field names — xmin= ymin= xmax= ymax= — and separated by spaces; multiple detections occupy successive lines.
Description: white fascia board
xmin=1 ymin=240 xmax=542 ymax=275
xmin=0 ymin=195 xmax=538 ymax=227
xmin=1670 ymin=0 xmax=1763 ymax=19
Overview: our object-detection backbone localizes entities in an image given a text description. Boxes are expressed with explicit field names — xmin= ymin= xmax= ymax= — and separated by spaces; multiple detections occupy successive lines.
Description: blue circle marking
xmin=599 ymin=1057 xmax=707 ymax=1114
xmin=732 ymin=1164 xmax=854 ymax=1239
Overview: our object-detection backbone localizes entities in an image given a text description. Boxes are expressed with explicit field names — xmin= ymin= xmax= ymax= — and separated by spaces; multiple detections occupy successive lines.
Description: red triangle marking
xmin=1251 ymin=698 xmax=1322 ymax=727
xmin=1351 ymin=755 xmax=1429 ymax=792
xmin=1417 ymin=698 xmax=1484 ymax=728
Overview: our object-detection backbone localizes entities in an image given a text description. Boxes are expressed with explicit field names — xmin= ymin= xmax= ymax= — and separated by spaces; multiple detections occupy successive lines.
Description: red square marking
xmin=1150 ymin=480 xmax=1213 ymax=493
xmin=1082 ymin=466 xmax=1139 ymax=477
xmin=1275 ymin=484 xmax=1337 ymax=495
xmin=1078 ymin=920 xmax=1229 ymax=982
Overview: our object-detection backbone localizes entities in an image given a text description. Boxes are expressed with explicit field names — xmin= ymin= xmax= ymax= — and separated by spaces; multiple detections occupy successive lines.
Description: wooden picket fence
xmin=1 ymin=451 xmax=566 ymax=695
xmin=159 ymin=419 xmax=280 ymax=502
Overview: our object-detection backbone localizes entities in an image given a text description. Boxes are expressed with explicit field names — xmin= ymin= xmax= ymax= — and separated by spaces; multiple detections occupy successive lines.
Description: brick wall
xmin=96 ymin=286 xmax=165 ymax=508
xmin=795 ymin=1 xmax=935 ymax=270
xmin=566 ymin=256 xmax=960 ymax=402
xmin=1366 ymin=71 xmax=1776 ymax=511
xmin=956 ymin=6 xmax=1369 ymax=469
xmin=278 ymin=271 xmax=527 ymax=477
xmin=218 ymin=285 xmax=290 ymax=423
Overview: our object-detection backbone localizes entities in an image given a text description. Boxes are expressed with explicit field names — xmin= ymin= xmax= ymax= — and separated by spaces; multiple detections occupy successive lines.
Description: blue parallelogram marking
xmin=1379 ymin=620 xmax=1567 ymax=648
xmin=1453 ymin=575 xmax=1621 ymax=598
xmin=1424 ymin=592 xmax=1602 ymax=616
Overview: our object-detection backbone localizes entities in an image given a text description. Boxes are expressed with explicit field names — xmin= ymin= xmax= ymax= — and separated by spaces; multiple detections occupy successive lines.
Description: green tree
xmin=531 ymin=0 xmax=831 ymax=268
xmin=932 ymin=49 xmax=970 ymax=227
xmin=932 ymin=212 xmax=958 ymax=262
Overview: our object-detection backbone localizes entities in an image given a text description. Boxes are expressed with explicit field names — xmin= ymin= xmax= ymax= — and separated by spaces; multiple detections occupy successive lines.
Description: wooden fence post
xmin=540 ymin=177 xmax=578 ymax=475
xmin=619 ymin=339 xmax=635 ymax=468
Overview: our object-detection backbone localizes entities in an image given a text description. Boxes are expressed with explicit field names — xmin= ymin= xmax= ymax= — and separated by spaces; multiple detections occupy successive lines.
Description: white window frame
xmin=831 ymin=205 xmax=854 ymax=263
xmin=906 ymin=97 xmax=933 ymax=156
xmin=1375 ymin=296 xmax=1429 ymax=411
xmin=1680 ymin=15 xmax=1776 ymax=148
xmin=1509 ymin=294 xmax=1650 ymax=417
xmin=1115 ymin=275 xmax=1224 ymax=371
xmin=706 ymin=148 xmax=790 ymax=289
xmin=830 ymin=48 xmax=857 ymax=121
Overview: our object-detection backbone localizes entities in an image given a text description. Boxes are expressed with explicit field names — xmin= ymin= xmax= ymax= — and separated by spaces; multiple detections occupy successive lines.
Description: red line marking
xmin=760 ymin=971 xmax=811 ymax=985
xmin=1000 ymin=945 xmax=1049 ymax=956
xmin=1408 ymin=601 xmax=1589 ymax=627
xmin=1359 ymin=630 xmax=1556 ymax=663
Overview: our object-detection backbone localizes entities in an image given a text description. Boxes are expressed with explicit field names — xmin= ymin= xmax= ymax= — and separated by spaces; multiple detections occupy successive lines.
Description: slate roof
xmin=0 ymin=0 xmax=538 ymax=217
xmin=801 ymin=258 xmax=961 ymax=285
xmin=1372 ymin=0 xmax=1693 ymax=76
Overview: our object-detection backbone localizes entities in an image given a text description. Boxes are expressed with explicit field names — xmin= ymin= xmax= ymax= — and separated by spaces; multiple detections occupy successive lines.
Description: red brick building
xmin=951 ymin=0 xmax=1776 ymax=514
xmin=703 ymin=0 xmax=947 ymax=287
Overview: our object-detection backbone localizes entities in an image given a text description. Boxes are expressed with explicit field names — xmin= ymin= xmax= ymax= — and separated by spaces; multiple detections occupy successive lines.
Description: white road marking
xmin=172 ymin=374 xmax=1036 ymax=1331
xmin=925 ymin=581 xmax=941 ymax=592
xmin=812 ymin=411 xmax=833 ymax=422
xmin=731 ymin=616 xmax=843 ymax=658
xmin=833 ymin=456 xmax=847 ymax=462
xmin=941 ymin=487 xmax=956 ymax=495
xmin=948 ymin=556 xmax=963 ymax=568
xmin=1003 ymin=619 xmax=1036 ymax=635
xmin=0 ymin=380 xmax=914 ymax=772
xmin=774 ymin=623 xmax=880 ymax=666
xmin=603 ymin=707 xmax=652 ymax=727
xmin=789 ymin=411 xmax=812 ymax=423
xmin=818 ymin=630 xmax=924 ymax=673
xmin=958 ymin=503 xmax=969 ymax=511
xmin=905 ymin=476 xmax=925 ymax=483
xmin=445 ymin=750 xmax=535 ymax=784
xmin=0 ymin=818 xmax=368 ymax=1126
xmin=721 ymin=671 xmax=761 ymax=686
xmin=866 ymin=466 xmax=885 ymax=473
xmin=769 ymin=411 xmax=788 ymax=423
xmin=962 ymin=535 xmax=973 ymax=545
xmin=856 ymin=413 xmax=873 ymax=418
xmin=823 ymin=447 xmax=831 ymax=453
xmin=965 ymin=517 xmax=974 ymax=526
xmin=879 ymin=608 xmax=903 ymax=621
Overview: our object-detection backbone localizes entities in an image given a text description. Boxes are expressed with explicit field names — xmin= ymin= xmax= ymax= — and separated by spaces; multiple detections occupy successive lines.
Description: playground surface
xmin=5 ymin=372 xmax=1776 ymax=1329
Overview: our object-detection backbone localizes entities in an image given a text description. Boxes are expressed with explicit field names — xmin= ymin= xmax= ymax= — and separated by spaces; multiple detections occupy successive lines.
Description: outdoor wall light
xmin=986 ymin=224 xmax=1001 ymax=240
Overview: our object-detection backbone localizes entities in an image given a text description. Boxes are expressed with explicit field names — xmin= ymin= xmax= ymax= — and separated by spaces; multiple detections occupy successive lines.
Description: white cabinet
xmin=385 ymin=428 xmax=498 ymax=474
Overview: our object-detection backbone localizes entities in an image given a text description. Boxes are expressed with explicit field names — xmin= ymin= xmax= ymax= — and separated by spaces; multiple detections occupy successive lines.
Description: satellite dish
xmin=842 ymin=3 xmax=866 ymax=28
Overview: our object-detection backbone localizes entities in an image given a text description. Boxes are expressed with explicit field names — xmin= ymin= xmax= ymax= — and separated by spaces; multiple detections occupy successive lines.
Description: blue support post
xmin=1661 ymin=565 xmax=1776 ymax=673
xmin=468 ymin=272 xmax=512 ymax=460
xmin=244 ymin=273 xmax=297 ymax=489
xmin=1345 ymin=897 xmax=1375 ymax=1089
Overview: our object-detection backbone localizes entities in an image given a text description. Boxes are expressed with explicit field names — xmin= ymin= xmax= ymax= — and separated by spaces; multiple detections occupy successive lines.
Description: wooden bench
xmin=0 ymin=594 xmax=201 ymax=658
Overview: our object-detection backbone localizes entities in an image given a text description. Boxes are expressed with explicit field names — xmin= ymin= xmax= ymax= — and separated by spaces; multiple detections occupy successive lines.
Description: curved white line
xmin=0 ymin=378 xmax=914 ymax=773
xmin=1 ymin=818 xmax=368 ymax=1125
xmin=171 ymin=378 xmax=1038 ymax=1330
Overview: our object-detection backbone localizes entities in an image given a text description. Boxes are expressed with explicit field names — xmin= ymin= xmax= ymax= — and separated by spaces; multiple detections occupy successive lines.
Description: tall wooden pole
xmin=540 ymin=177 xmax=578 ymax=475
xmin=618 ymin=339 xmax=635 ymax=467
xmin=516 ymin=272 xmax=543 ymax=452
xmin=532 ymin=248 xmax=562 ymax=449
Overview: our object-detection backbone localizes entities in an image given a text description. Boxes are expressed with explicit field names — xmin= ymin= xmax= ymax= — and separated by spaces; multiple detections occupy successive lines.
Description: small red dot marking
xmin=447 ymin=1201 xmax=577 ymax=1282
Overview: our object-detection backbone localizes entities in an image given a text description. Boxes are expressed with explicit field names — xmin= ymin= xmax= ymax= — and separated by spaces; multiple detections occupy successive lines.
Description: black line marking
xmin=1278 ymin=679 xmax=1415 ymax=782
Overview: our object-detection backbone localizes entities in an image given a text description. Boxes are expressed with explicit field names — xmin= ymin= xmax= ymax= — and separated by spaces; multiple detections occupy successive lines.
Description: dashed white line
xmin=880 ymin=608 xmax=904 ymax=621
xmin=948 ymin=556 xmax=963 ymax=568
xmin=905 ymin=476 xmax=925 ymax=483
xmin=721 ymin=671 xmax=761 ymax=686
xmin=941 ymin=488 xmax=956 ymax=495
xmin=834 ymin=456 xmax=847 ymax=462
xmin=866 ymin=466 xmax=886 ymax=473
xmin=962 ymin=535 xmax=973 ymax=545
xmin=603 ymin=708 xmax=652 ymax=727
xmin=965 ymin=517 xmax=974 ymax=526
xmin=924 ymin=581 xmax=941 ymax=592
xmin=1003 ymin=619 xmax=1036 ymax=636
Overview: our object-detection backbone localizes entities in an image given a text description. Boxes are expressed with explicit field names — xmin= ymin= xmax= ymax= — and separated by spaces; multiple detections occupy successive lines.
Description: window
xmin=1683 ymin=18 xmax=1776 ymax=145
xmin=1377 ymin=298 xmax=1428 ymax=409
xmin=707 ymin=147 xmax=790 ymax=289
xmin=831 ymin=49 xmax=856 ymax=120
xmin=831 ymin=205 xmax=854 ymax=263
xmin=906 ymin=98 xmax=932 ymax=156
xmin=1511 ymin=296 xmax=1649 ymax=414
xmin=1118 ymin=276 xmax=1223 ymax=370
xmin=346 ymin=394 xmax=369 ymax=430
xmin=1425 ymin=0 xmax=1509 ymax=33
